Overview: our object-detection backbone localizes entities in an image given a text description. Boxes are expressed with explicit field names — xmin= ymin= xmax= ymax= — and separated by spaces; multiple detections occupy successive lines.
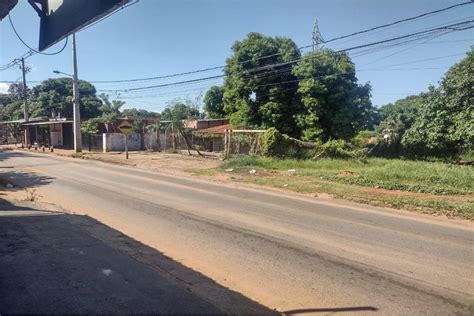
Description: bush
xmin=351 ymin=130 xmax=379 ymax=148
xmin=261 ymin=128 xmax=367 ymax=159
xmin=315 ymin=139 xmax=367 ymax=159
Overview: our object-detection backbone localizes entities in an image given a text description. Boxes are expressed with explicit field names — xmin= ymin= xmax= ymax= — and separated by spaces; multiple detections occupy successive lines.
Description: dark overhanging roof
xmin=0 ymin=117 xmax=47 ymax=125
xmin=22 ymin=120 xmax=73 ymax=126
xmin=0 ymin=0 xmax=18 ymax=20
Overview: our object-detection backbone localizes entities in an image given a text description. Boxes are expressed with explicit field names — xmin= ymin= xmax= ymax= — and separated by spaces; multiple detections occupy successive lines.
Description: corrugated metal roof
xmin=22 ymin=120 xmax=73 ymax=126
xmin=193 ymin=124 xmax=232 ymax=134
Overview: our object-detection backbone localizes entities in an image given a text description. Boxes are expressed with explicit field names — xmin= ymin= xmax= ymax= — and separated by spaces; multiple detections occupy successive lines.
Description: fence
xmin=82 ymin=134 xmax=103 ymax=152
xmin=223 ymin=129 xmax=265 ymax=158
xmin=91 ymin=129 xmax=265 ymax=156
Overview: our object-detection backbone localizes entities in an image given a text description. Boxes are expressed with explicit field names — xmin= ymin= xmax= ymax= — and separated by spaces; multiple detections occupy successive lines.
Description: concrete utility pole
xmin=20 ymin=57 xmax=30 ymax=146
xmin=72 ymin=33 xmax=82 ymax=152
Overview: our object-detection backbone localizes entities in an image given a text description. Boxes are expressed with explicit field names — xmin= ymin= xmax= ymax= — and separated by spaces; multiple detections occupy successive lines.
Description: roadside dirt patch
xmin=337 ymin=170 xmax=356 ymax=177
xmin=84 ymin=151 xmax=222 ymax=177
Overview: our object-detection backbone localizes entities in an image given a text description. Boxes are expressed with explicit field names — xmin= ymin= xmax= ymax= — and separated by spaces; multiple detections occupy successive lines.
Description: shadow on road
xmin=283 ymin=306 xmax=378 ymax=314
xmin=0 ymin=150 xmax=54 ymax=192
xmin=0 ymin=170 xmax=53 ymax=191
xmin=0 ymin=200 xmax=276 ymax=314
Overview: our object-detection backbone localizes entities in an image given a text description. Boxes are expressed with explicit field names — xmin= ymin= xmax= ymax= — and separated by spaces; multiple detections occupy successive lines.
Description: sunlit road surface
xmin=1 ymin=150 xmax=473 ymax=315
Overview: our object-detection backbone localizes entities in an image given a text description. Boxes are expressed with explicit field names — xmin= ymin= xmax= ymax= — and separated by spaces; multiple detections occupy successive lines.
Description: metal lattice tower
xmin=312 ymin=20 xmax=325 ymax=51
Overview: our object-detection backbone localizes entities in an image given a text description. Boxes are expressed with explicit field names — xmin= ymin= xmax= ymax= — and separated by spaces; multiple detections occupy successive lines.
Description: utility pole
xmin=20 ymin=57 xmax=30 ymax=146
xmin=72 ymin=33 xmax=82 ymax=152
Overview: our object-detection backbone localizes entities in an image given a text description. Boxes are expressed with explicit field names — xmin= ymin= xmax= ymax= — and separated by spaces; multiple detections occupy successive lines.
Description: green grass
xmin=224 ymin=156 xmax=473 ymax=195
xmin=210 ymin=156 xmax=474 ymax=220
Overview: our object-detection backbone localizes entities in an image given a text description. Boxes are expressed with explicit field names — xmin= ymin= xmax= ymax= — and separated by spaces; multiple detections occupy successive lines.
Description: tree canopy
xmin=203 ymin=86 xmax=225 ymax=118
xmin=401 ymin=49 xmax=473 ymax=157
xmin=223 ymin=32 xmax=301 ymax=135
xmin=218 ymin=34 xmax=374 ymax=141
xmin=292 ymin=49 xmax=373 ymax=141
xmin=29 ymin=78 xmax=103 ymax=119
xmin=161 ymin=99 xmax=201 ymax=122
xmin=377 ymin=94 xmax=424 ymax=139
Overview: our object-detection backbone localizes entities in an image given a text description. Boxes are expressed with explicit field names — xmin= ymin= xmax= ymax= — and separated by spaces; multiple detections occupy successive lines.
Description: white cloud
xmin=0 ymin=82 xmax=9 ymax=94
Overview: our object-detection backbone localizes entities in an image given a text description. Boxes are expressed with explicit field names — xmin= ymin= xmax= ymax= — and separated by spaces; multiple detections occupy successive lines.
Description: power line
xmin=98 ymin=20 xmax=473 ymax=93
xmin=1 ymin=0 xmax=138 ymax=72
xmin=89 ymin=3 xmax=474 ymax=84
xmin=108 ymin=51 xmax=467 ymax=101
xmin=360 ymin=52 xmax=466 ymax=70
xmin=323 ymin=1 xmax=473 ymax=43
xmin=8 ymin=12 xmax=68 ymax=56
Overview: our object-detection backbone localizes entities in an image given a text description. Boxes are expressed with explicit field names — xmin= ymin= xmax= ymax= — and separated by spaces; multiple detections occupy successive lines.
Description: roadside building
xmin=0 ymin=116 xmax=74 ymax=148
xmin=183 ymin=118 xmax=229 ymax=130
xmin=192 ymin=124 xmax=231 ymax=152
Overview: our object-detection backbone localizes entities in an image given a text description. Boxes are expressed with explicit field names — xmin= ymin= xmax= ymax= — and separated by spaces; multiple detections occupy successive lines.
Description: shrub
xmin=315 ymin=139 xmax=367 ymax=159
xmin=351 ymin=130 xmax=379 ymax=148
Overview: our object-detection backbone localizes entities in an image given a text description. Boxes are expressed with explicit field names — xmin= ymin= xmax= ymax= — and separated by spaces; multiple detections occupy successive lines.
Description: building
xmin=23 ymin=118 xmax=74 ymax=148
xmin=0 ymin=117 xmax=74 ymax=148
xmin=183 ymin=118 xmax=229 ymax=130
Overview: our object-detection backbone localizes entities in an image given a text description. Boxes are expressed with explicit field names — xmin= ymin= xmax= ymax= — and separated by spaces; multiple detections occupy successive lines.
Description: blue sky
xmin=1 ymin=0 xmax=472 ymax=112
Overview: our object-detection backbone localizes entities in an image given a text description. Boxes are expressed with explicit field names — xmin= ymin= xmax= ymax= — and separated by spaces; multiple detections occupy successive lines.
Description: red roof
xmin=193 ymin=124 xmax=232 ymax=134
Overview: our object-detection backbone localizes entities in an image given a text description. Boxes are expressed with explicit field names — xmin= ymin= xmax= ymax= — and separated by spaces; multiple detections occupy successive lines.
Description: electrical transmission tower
xmin=312 ymin=20 xmax=325 ymax=51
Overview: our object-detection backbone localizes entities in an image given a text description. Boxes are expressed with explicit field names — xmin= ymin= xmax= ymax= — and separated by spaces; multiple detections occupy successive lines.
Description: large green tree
xmin=223 ymin=32 xmax=301 ymax=135
xmin=203 ymin=86 xmax=225 ymax=118
xmin=402 ymin=49 xmax=473 ymax=157
xmin=0 ymin=83 xmax=29 ymax=122
xmin=377 ymin=94 xmax=424 ymax=138
xmin=0 ymin=92 xmax=22 ymax=121
xmin=292 ymin=49 xmax=373 ymax=141
xmin=29 ymin=78 xmax=103 ymax=119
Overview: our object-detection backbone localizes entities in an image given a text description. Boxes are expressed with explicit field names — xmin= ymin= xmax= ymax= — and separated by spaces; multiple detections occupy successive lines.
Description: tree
xmin=98 ymin=93 xmax=124 ymax=131
xmin=28 ymin=78 xmax=102 ymax=119
xmin=81 ymin=117 xmax=102 ymax=152
xmin=203 ymin=86 xmax=225 ymax=118
xmin=402 ymin=49 xmax=473 ymax=157
xmin=292 ymin=49 xmax=373 ymax=141
xmin=377 ymin=94 xmax=424 ymax=139
xmin=80 ymin=117 xmax=100 ymax=135
xmin=223 ymin=32 xmax=301 ymax=135
xmin=161 ymin=99 xmax=201 ymax=121
xmin=122 ymin=108 xmax=160 ymax=119
xmin=160 ymin=99 xmax=203 ymax=155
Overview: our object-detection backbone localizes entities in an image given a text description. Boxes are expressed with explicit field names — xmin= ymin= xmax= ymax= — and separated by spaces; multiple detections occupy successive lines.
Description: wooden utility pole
xmin=224 ymin=129 xmax=228 ymax=159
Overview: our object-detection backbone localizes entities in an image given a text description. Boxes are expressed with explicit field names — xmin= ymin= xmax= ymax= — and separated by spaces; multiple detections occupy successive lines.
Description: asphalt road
xmin=0 ymin=200 xmax=274 ymax=314
xmin=1 ymin=150 xmax=473 ymax=315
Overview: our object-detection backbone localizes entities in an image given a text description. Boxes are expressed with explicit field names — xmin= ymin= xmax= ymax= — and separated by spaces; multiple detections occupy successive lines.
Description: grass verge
xmin=193 ymin=156 xmax=474 ymax=220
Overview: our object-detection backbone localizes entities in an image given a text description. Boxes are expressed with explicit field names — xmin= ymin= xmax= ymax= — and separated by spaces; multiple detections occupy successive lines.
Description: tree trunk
xmin=179 ymin=126 xmax=203 ymax=156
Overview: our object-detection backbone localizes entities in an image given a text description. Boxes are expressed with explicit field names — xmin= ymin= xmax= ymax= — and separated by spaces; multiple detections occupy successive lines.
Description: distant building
xmin=183 ymin=118 xmax=229 ymax=130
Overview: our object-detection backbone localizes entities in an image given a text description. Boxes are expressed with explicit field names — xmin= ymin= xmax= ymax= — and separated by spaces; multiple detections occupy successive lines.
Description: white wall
xmin=144 ymin=133 xmax=160 ymax=151
xmin=50 ymin=124 xmax=63 ymax=147
xmin=102 ymin=133 xmax=141 ymax=152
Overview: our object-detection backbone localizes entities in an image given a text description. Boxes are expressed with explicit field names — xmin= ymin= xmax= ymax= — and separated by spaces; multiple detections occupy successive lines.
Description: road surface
xmin=0 ymin=200 xmax=274 ymax=314
xmin=1 ymin=150 xmax=473 ymax=315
